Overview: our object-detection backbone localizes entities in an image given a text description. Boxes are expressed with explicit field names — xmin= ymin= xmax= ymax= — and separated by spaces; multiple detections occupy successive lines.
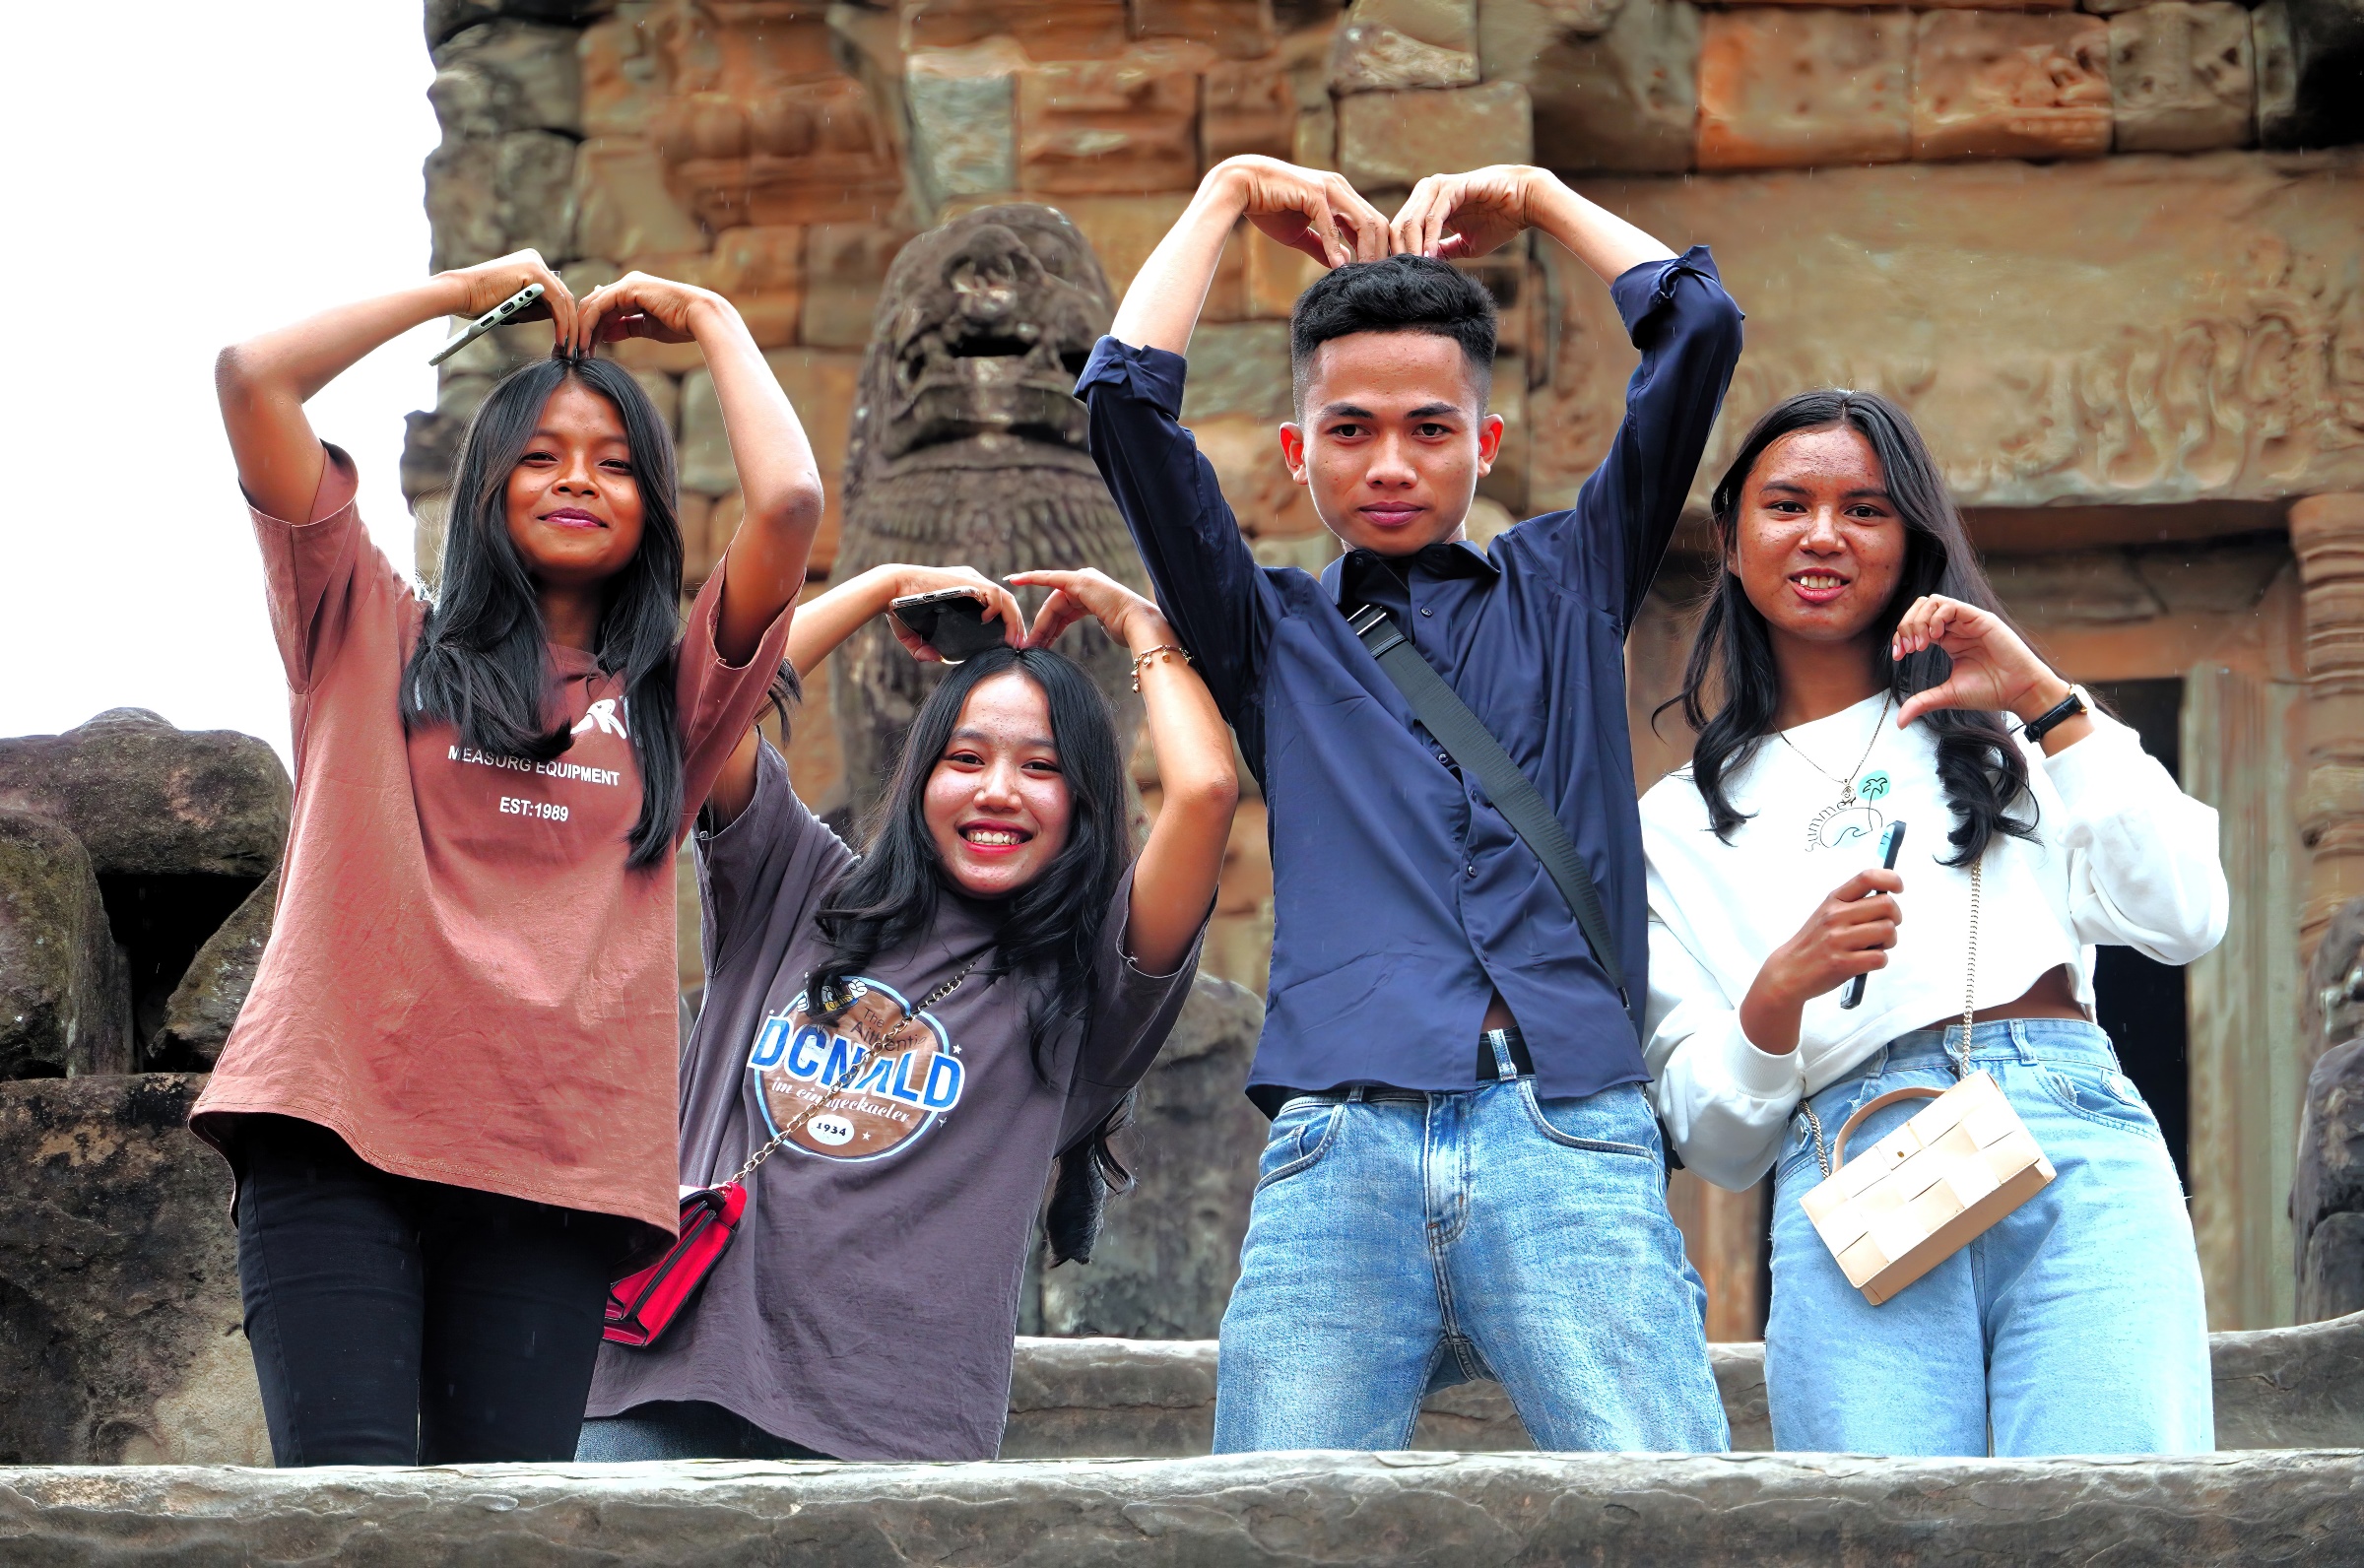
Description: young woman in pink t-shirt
xmin=199 ymin=249 xmax=815 ymax=1466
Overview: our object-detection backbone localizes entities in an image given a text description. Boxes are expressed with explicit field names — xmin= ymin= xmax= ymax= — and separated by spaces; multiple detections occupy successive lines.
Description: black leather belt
xmin=1476 ymin=1025 xmax=1534 ymax=1080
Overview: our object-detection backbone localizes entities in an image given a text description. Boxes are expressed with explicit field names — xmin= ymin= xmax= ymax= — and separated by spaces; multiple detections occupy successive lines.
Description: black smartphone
xmin=1839 ymin=819 xmax=1906 ymax=1011
xmin=889 ymin=589 xmax=1007 ymax=664
xmin=430 ymin=282 xmax=547 ymax=365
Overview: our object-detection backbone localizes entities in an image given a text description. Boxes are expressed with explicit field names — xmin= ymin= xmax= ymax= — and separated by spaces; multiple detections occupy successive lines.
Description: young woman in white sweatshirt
xmin=1640 ymin=389 xmax=2226 ymax=1457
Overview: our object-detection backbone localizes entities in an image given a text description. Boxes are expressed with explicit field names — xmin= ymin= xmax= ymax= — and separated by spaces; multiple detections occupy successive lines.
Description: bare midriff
xmin=1483 ymin=992 xmax=1519 ymax=1033
xmin=1920 ymin=963 xmax=2087 ymax=1033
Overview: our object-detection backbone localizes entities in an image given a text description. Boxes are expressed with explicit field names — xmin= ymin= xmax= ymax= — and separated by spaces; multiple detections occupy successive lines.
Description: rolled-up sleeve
xmin=1078 ymin=337 xmax=1272 ymax=732
xmin=1552 ymin=246 xmax=1744 ymax=626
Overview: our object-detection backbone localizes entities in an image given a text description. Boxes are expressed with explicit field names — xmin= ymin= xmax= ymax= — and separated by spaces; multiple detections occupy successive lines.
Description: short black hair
xmin=1288 ymin=254 xmax=1497 ymax=415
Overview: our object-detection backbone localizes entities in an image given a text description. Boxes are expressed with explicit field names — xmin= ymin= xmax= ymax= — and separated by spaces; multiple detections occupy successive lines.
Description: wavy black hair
xmin=403 ymin=355 xmax=687 ymax=870
xmin=804 ymin=644 xmax=1136 ymax=1264
xmin=1664 ymin=389 xmax=2035 ymax=866
xmin=1288 ymin=253 xmax=1497 ymax=414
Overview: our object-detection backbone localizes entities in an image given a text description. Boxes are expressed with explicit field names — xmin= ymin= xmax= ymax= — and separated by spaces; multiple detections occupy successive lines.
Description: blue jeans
xmin=576 ymin=1401 xmax=833 ymax=1462
xmin=1767 ymin=1019 xmax=2212 ymax=1456
xmin=1214 ymin=1067 xmax=1730 ymax=1453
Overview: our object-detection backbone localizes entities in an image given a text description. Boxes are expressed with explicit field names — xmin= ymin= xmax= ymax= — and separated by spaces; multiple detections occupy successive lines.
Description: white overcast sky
xmin=0 ymin=5 xmax=439 ymax=765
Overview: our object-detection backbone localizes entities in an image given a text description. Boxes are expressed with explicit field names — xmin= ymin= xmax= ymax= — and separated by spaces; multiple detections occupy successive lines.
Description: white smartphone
xmin=428 ymin=282 xmax=547 ymax=366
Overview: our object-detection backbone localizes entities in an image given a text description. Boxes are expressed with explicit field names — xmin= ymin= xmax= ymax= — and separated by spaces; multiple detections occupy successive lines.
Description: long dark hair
xmin=805 ymin=644 xmax=1136 ymax=1263
xmin=403 ymin=356 xmax=687 ymax=870
xmin=1665 ymin=389 xmax=2034 ymax=865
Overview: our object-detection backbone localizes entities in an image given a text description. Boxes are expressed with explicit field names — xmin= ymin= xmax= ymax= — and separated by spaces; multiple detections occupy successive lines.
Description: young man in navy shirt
xmin=1076 ymin=157 xmax=1743 ymax=1451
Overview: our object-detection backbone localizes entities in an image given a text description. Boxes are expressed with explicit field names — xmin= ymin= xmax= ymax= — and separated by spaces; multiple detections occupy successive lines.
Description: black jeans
xmin=233 ymin=1115 xmax=624 ymax=1466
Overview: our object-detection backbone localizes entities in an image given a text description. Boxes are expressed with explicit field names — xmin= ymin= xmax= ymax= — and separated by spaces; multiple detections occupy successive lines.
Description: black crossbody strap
xmin=1349 ymin=604 xmax=1630 ymax=1016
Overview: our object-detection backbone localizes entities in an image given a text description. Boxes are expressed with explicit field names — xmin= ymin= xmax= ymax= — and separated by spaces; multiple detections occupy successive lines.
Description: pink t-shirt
xmin=191 ymin=446 xmax=792 ymax=1249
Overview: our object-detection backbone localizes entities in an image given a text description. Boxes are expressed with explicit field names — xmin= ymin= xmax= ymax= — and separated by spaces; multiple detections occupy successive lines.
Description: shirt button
xmin=1466 ymin=863 xmax=1478 ymax=878
xmin=1420 ymin=607 xmax=1433 ymax=617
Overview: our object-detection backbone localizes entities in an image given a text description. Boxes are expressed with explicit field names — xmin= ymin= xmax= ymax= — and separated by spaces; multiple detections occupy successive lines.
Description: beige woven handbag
xmin=1797 ymin=860 xmax=2057 ymax=1306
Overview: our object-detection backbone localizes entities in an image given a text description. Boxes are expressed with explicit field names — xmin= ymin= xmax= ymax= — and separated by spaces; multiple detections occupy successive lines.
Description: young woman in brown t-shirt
xmin=198 ymin=249 xmax=816 ymax=1466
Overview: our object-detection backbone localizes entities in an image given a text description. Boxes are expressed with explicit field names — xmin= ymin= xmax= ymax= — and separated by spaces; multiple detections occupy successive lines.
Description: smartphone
xmin=429 ymin=282 xmax=547 ymax=366
xmin=889 ymin=589 xmax=1008 ymax=664
xmin=1839 ymin=819 xmax=1906 ymax=1011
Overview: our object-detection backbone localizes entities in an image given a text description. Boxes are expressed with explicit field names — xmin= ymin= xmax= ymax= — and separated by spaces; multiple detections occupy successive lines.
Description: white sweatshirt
xmin=1639 ymin=693 xmax=2228 ymax=1192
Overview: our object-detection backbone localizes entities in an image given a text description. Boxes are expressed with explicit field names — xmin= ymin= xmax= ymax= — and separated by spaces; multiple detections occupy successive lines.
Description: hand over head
xmin=1391 ymin=166 xmax=1543 ymax=260
xmin=1215 ymin=156 xmax=1392 ymax=269
xmin=881 ymin=565 xmax=1026 ymax=663
xmin=445 ymin=249 xmax=578 ymax=349
xmin=1008 ymin=567 xmax=1168 ymax=650
xmin=565 ymin=272 xmax=727 ymax=358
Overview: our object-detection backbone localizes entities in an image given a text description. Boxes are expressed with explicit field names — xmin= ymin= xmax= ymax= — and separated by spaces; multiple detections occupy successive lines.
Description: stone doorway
xmin=2088 ymin=678 xmax=2192 ymax=1186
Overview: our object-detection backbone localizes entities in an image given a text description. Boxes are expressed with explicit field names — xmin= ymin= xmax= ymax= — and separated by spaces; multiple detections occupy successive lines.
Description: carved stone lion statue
xmin=830 ymin=204 xmax=1150 ymax=823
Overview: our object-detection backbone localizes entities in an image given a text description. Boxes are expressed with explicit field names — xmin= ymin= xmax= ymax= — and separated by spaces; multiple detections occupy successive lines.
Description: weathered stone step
xmin=2 ymin=1450 xmax=2356 ymax=1565
xmin=1003 ymin=1309 xmax=2364 ymax=1457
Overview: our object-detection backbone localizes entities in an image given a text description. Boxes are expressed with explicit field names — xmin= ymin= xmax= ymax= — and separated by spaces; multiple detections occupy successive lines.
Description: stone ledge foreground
xmin=2 ymin=1450 xmax=2357 ymax=1566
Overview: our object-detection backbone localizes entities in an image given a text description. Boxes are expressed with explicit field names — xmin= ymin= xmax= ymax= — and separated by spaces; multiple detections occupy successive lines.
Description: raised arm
xmin=1014 ymin=568 xmax=1236 ymax=975
xmin=703 ymin=564 xmax=1026 ymax=826
xmin=1393 ymin=167 xmax=1740 ymax=621
xmin=571 ymin=274 xmax=823 ymax=665
xmin=219 ymin=251 xmax=576 ymax=522
xmin=1110 ymin=156 xmax=1388 ymax=354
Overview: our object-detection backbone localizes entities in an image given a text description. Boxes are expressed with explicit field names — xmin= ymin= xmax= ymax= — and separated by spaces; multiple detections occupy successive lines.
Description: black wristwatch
xmin=2021 ymin=684 xmax=2088 ymax=744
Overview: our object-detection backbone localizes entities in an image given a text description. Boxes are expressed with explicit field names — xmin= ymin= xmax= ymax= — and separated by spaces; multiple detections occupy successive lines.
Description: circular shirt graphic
xmin=747 ymin=978 xmax=965 ymax=1162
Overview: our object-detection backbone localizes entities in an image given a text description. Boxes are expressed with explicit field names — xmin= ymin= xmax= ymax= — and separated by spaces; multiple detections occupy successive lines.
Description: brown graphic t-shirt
xmin=584 ymin=741 xmax=1204 ymax=1460
xmin=190 ymin=447 xmax=793 ymax=1251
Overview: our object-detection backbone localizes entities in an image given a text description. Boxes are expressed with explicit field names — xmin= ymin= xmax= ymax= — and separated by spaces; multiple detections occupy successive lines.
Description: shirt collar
xmin=1324 ymin=538 xmax=1500 ymax=605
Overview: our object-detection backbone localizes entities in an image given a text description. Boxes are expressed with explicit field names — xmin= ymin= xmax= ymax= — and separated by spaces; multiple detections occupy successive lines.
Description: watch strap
xmin=2021 ymin=684 xmax=2088 ymax=744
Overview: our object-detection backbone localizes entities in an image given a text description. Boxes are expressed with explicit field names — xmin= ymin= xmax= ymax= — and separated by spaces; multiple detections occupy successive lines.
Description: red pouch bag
xmin=603 ymin=1181 xmax=748 ymax=1347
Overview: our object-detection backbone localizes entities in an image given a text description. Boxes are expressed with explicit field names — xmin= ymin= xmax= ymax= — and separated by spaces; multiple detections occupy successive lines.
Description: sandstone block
xmin=1180 ymin=320 xmax=1295 ymax=423
xmin=676 ymin=490 xmax=720 ymax=587
xmin=0 ymin=811 xmax=129 ymax=1080
xmin=765 ymin=348 xmax=865 ymax=487
xmin=1337 ymin=80 xmax=1534 ymax=190
xmin=429 ymin=19 xmax=583 ymax=140
xmin=687 ymin=225 xmax=804 ymax=349
xmin=2255 ymin=0 xmax=2299 ymax=144
xmin=1912 ymin=10 xmax=2114 ymax=162
xmin=13 ymin=1447 xmax=2364 ymax=1558
xmin=1485 ymin=0 xmax=1701 ymax=174
xmin=1194 ymin=416 xmax=1321 ymax=536
xmin=907 ymin=40 xmax=1023 ymax=212
xmin=1526 ymin=157 xmax=2364 ymax=515
xmin=1130 ymin=0 xmax=1280 ymax=58
xmin=0 ymin=1075 xmax=267 ymax=1464
xmin=153 ymin=866 xmax=276 ymax=1072
xmin=579 ymin=5 xmax=663 ymax=138
xmin=0 ymin=711 xmax=290 ymax=883
xmin=626 ymin=365 xmax=680 ymax=434
xmin=1018 ymin=42 xmax=1211 ymax=196
xmin=426 ymin=126 xmax=580 ymax=273
xmin=2110 ymin=2 xmax=2254 ymax=152
xmin=903 ymin=0 xmax=1132 ymax=57
xmin=1330 ymin=0 xmax=1480 ymax=93
xmin=802 ymin=224 xmax=913 ymax=348
xmin=1201 ymin=57 xmax=1298 ymax=164
xmin=1244 ymin=225 xmax=1323 ymax=316
xmin=1041 ymin=976 xmax=1265 ymax=1337
xmin=1697 ymin=8 xmax=1910 ymax=170
xmin=676 ymin=368 xmax=735 ymax=495
xmin=1023 ymin=193 xmax=1191 ymax=296
xmin=571 ymin=136 xmax=701 ymax=264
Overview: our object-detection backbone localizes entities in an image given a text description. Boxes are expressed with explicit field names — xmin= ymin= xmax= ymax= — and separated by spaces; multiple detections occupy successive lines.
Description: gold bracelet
xmin=1129 ymin=643 xmax=1193 ymax=692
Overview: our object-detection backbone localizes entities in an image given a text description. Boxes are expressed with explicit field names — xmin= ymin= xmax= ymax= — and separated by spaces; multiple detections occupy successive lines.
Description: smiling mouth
xmin=542 ymin=507 xmax=605 ymax=529
xmin=960 ymin=824 xmax=1030 ymax=848
xmin=1790 ymin=570 xmax=1850 ymax=601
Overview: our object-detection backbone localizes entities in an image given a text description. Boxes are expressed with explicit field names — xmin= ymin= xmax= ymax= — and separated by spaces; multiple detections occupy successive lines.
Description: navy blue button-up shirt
xmin=1078 ymin=247 xmax=1742 ymax=1112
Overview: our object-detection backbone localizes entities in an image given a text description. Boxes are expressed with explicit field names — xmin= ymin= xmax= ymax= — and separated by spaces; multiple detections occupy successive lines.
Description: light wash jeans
xmin=576 ymin=1401 xmax=833 ymax=1462
xmin=1214 ymin=1053 xmax=1730 ymax=1453
xmin=1767 ymin=1019 xmax=2213 ymax=1456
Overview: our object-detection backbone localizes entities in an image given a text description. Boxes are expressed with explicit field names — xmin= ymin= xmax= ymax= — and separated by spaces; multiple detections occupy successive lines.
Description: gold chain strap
xmin=1802 ymin=854 xmax=1982 ymax=1180
xmin=723 ymin=961 xmax=975 ymax=1187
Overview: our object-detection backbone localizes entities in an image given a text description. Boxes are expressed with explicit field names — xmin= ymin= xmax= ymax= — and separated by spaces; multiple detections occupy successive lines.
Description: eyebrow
xmin=949 ymin=728 xmax=1058 ymax=751
xmin=1317 ymin=402 xmax=1468 ymax=420
xmin=1760 ymin=480 xmax=1892 ymax=501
